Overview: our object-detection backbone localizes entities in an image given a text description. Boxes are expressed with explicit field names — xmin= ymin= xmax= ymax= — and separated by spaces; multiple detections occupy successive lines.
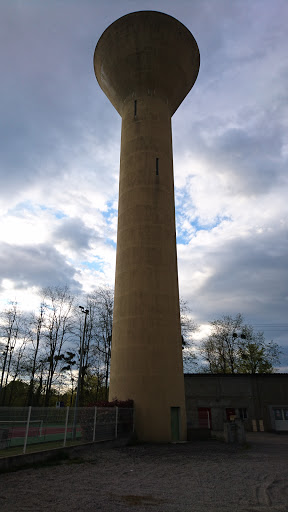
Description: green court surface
xmin=0 ymin=424 xmax=82 ymax=451
xmin=0 ymin=438 xmax=87 ymax=458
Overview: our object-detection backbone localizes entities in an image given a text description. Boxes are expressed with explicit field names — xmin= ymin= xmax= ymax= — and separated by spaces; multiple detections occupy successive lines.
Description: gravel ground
xmin=0 ymin=433 xmax=287 ymax=512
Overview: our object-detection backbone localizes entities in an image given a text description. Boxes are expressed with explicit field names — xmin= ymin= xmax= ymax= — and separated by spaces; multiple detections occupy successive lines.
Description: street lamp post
xmin=72 ymin=306 xmax=89 ymax=440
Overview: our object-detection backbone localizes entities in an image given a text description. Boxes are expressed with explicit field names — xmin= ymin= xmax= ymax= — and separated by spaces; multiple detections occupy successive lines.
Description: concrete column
xmin=110 ymin=96 xmax=185 ymax=441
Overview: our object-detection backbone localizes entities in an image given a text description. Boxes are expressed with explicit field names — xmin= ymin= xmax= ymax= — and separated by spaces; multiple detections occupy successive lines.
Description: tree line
xmin=199 ymin=313 xmax=281 ymax=374
xmin=0 ymin=286 xmax=113 ymax=407
xmin=0 ymin=287 xmax=281 ymax=407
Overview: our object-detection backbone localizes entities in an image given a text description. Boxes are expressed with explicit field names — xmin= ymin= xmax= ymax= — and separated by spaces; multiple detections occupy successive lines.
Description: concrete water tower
xmin=94 ymin=11 xmax=200 ymax=442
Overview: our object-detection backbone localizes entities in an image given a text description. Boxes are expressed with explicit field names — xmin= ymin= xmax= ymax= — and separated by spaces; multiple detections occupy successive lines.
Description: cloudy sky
xmin=0 ymin=0 xmax=287 ymax=368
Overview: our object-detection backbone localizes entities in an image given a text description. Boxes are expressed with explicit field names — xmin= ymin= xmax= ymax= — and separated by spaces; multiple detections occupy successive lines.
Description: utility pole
xmin=72 ymin=306 xmax=89 ymax=440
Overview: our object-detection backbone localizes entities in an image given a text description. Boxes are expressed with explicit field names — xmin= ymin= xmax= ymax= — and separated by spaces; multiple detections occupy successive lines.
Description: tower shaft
xmin=110 ymin=96 xmax=186 ymax=441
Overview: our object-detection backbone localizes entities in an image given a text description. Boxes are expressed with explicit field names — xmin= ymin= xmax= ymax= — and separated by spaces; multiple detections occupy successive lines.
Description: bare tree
xmin=201 ymin=314 xmax=243 ymax=373
xmin=237 ymin=325 xmax=280 ymax=373
xmin=180 ymin=299 xmax=199 ymax=372
xmin=26 ymin=301 xmax=47 ymax=405
xmin=61 ymin=351 xmax=77 ymax=405
xmin=73 ymin=287 xmax=114 ymax=404
xmin=200 ymin=314 xmax=281 ymax=374
xmin=91 ymin=287 xmax=113 ymax=400
xmin=0 ymin=302 xmax=21 ymax=404
xmin=6 ymin=347 xmax=26 ymax=405
xmin=42 ymin=286 xmax=75 ymax=406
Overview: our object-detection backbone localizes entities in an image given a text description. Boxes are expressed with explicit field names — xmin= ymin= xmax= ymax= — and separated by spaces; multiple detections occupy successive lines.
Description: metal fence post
xmin=63 ymin=406 xmax=70 ymax=447
xmin=23 ymin=406 xmax=32 ymax=454
xmin=93 ymin=407 xmax=97 ymax=442
xmin=39 ymin=419 xmax=43 ymax=438
xmin=115 ymin=406 xmax=119 ymax=439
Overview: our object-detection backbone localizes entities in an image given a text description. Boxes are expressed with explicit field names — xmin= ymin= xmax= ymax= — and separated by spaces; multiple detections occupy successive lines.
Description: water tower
xmin=94 ymin=11 xmax=200 ymax=441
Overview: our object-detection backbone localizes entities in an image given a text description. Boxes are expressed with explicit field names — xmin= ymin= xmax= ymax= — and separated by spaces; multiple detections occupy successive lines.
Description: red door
xmin=198 ymin=408 xmax=211 ymax=429
xmin=226 ymin=408 xmax=236 ymax=421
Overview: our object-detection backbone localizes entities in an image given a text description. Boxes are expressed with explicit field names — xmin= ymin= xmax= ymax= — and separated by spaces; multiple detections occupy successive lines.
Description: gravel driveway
xmin=0 ymin=433 xmax=287 ymax=512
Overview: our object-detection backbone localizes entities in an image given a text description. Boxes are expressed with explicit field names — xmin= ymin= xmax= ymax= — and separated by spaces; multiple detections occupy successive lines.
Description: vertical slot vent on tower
xmin=134 ymin=100 xmax=137 ymax=117
xmin=156 ymin=157 xmax=159 ymax=176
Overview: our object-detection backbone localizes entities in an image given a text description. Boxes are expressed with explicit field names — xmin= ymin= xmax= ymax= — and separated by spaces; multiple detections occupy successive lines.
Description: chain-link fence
xmin=0 ymin=406 xmax=134 ymax=454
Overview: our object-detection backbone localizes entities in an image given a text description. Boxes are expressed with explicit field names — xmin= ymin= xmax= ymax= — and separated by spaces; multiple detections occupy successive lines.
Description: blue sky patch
xmin=7 ymin=201 xmax=66 ymax=219
xmin=176 ymin=210 xmax=232 ymax=245
xmin=81 ymin=259 xmax=104 ymax=272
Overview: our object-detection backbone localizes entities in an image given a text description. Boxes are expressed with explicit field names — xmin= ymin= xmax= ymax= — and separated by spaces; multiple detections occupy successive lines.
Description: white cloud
xmin=0 ymin=0 xmax=287 ymax=362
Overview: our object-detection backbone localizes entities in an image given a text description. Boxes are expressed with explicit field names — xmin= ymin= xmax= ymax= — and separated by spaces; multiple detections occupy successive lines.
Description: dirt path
xmin=0 ymin=434 xmax=287 ymax=511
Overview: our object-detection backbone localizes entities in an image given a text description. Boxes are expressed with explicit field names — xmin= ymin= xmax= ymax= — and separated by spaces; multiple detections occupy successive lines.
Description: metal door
xmin=171 ymin=407 xmax=180 ymax=441
xmin=198 ymin=407 xmax=211 ymax=429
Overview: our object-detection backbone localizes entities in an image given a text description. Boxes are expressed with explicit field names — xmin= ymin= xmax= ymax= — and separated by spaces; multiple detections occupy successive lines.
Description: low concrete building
xmin=184 ymin=373 xmax=288 ymax=435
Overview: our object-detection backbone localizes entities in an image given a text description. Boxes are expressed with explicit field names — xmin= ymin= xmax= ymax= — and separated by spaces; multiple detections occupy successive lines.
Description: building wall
xmin=184 ymin=374 xmax=288 ymax=433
